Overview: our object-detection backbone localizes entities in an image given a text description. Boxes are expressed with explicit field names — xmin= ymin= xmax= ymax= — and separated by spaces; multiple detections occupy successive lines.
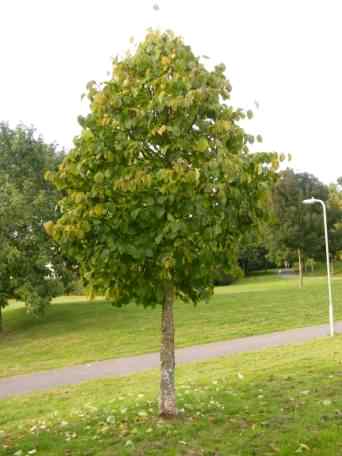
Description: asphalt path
xmin=1 ymin=321 xmax=341 ymax=400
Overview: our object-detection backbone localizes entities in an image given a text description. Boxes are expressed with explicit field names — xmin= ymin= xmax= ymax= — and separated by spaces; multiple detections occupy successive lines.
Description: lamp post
xmin=302 ymin=197 xmax=334 ymax=336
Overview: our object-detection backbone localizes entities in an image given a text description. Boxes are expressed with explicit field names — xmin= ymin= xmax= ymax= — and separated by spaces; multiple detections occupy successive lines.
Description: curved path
xmin=1 ymin=321 xmax=342 ymax=400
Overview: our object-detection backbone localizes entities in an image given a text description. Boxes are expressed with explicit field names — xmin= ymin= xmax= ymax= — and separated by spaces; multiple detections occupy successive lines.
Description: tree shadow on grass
xmin=2 ymin=299 xmax=115 ymax=336
xmin=1 ymin=298 xmax=159 ymax=341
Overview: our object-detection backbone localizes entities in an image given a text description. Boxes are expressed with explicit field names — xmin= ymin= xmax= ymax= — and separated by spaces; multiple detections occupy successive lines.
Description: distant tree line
xmin=237 ymin=169 xmax=342 ymax=286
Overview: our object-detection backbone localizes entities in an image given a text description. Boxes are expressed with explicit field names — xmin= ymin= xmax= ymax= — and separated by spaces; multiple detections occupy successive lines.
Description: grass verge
xmin=1 ymin=274 xmax=341 ymax=378
xmin=1 ymin=336 xmax=342 ymax=455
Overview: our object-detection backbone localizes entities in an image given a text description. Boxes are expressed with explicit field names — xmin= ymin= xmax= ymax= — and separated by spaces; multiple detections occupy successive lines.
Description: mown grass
xmin=1 ymin=273 xmax=341 ymax=378
xmin=1 ymin=335 xmax=342 ymax=455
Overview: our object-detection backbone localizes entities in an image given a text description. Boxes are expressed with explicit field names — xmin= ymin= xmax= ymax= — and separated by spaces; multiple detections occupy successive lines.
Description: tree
xmin=238 ymin=228 xmax=275 ymax=275
xmin=327 ymin=179 xmax=342 ymax=271
xmin=47 ymin=31 xmax=279 ymax=417
xmin=268 ymin=169 xmax=330 ymax=287
xmin=0 ymin=123 xmax=70 ymax=331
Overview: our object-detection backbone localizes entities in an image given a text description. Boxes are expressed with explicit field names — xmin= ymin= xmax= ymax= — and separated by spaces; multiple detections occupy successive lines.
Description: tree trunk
xmin=160 ymin=284 xmax=177 ymax=418
xmin=298 ymin=249 xmax=303 ymax=288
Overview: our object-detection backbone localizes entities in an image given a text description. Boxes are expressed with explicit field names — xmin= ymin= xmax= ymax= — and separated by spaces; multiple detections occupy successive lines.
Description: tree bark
xmin=160 ymin=284 xmax=177 ymax=418
xmin=298 ymin=248 xmax=303 ymax=288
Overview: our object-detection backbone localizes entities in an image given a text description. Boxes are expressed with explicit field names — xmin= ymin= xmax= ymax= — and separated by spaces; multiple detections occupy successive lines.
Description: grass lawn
xmin=1 ymin=273 xmax=341 ymax=378
xmin=1 ymin=336 xmax=342 ymax=455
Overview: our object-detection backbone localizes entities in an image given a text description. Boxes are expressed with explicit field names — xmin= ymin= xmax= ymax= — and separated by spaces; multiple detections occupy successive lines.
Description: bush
xmin=64 ymin=279 xmax=84 ymax=295
xmin=214 ymin=266 xmax=243 ymax=286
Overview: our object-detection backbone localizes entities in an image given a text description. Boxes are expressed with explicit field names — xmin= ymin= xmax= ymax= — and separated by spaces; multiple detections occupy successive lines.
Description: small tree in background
xmin=47 ymin=31 xmax=279 ymax=417
xmin=0 ymin=124 xmax=71 ymax=331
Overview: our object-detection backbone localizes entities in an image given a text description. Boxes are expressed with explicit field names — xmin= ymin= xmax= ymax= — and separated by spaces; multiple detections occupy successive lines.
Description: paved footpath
xmin=1 ymin=321 xmax=342 ymax=400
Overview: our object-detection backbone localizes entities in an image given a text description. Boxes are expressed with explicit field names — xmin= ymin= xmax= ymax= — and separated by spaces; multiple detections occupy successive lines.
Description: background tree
xmin=327 ymin=179 xmax=342 ymax=272
xmin=238 ymin=227 xmax=275 ymax=276
xmin=47 ymin=31 xmax=279 ymax=417
xmin=0 ymin=123 xmax=71 ymax=331
xmin=268 ymin=169 xmax=331 ymax=287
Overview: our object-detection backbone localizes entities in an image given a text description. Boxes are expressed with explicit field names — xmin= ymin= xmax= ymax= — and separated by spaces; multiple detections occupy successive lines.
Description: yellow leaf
xmin=43 ymin=221 xmax=55 ymax=237
xmin=157 ymin=125 xmax=167 ymax=135
xmin=161 ymin=56 xmax=171 ymax=66
xmin=94 ymin=92 xmax=105 ymax=105
xmin=94 ymin=205 xmax=105 ymax=217
xmin=100 ymin=115 xmax=111 ymax=126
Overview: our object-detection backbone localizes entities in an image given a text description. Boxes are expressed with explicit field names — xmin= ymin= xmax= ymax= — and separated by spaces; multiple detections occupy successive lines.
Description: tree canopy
xmin=269 ymin=170 xmax=327 ymax=258
xmin=48 ymin=31 xmax=279 ymax=306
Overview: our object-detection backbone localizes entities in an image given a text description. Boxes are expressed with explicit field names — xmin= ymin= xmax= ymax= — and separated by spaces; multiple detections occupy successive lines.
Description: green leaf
xmin=195 ymin=138 xmax=209 ymax=152
xmin=94 ymin=172 xmax=105 ymax=184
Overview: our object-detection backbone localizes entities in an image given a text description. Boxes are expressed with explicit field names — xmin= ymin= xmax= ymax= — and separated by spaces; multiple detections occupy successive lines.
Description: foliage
xmin=213 ymin=264 xmax=242 ymax=286
xmin=267 ymin=169 xmax=332 ymax=266
xmin=268 ymin=170 xmax=342 ymax=278
xmin=328 ymin=179 xmax=342 ymax=261
xmin=47 ymin=30 xmax=279 ymax=308
xmin=238 ymin=229 xmax=275 ymax=275
xmin=0 ymin=123 xmax=71 ymax=329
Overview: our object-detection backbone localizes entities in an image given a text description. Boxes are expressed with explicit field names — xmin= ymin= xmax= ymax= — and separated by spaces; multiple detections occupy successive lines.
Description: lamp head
xmin=303 ymin=197 xmax=318 ymax=205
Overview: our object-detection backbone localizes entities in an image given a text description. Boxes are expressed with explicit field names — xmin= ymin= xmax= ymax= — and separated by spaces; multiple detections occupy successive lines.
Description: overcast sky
xmin=1 ymin=0 xmax=341 ymax=183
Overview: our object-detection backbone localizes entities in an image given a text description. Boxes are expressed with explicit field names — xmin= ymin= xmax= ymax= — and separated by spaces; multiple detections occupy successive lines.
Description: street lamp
xmin=302 ymin=197 xmax=334 ymax=336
